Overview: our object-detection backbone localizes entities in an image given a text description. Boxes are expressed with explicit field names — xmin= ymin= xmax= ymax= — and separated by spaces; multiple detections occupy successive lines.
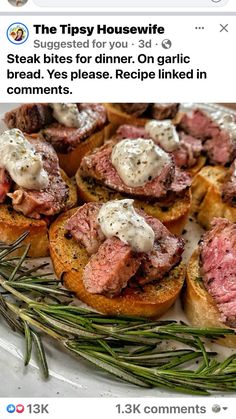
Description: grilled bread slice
xmin=191 ymin=166 xmax=236 ymax=229
xmin=49 ymin=208 xmax=185 ymax=318
xmin=75 ymin=170 xmax=191 ymax=236
xmin=0 ymin=170 xmax=77 ymax=258
xmin=183 ymin=250 xmax=236 ymax=348
xmin=104 ymin=103 xmax=151 ymax=127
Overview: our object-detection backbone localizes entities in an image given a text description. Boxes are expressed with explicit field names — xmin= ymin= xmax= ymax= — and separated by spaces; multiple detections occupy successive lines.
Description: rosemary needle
xmin=23 ymin=320 xmax=33 ymax=366
xmin=0 ymin=233 xmax=236 ymax=395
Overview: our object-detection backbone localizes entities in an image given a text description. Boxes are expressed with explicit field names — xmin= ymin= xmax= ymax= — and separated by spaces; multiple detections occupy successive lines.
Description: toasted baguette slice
xmin=75 ymin=171 xmax=191 ymax=235
xmin=191 ymin=166 xmax=236 ymax=229
xmin=104 ymin=103 xmax=150 ymax=127
xmin=56 ymin=123 xmax=116 ymax=177
xmin=49 ymin=208 xmax=186 ymax=318
xmin=183 ymin=250 xmax=236 ymax=348
xmin=0 ymin=170 xmax=77 ymax=258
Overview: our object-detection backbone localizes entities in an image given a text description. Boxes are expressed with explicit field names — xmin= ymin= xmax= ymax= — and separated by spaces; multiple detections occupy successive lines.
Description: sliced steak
xmin=116 ymin=125 xmax=148 ymax=140
xmin=136 ymin=211 xmax=184 ymax=283
xmin=117 ymin=102 xmax=179 ymax=122
xmin=172 ymin=132 xmax=203 ymax=168
xmin=179 ymin=109 xmax=236 ymax=165
xmin=66 ymin=202 xmax=184 ymax=293
xmin=0 ymin=168 xmax=12 ymax=203
xmin=154 ymin=168 xmax=191 ymax=207
xmin=118 ymin=103 xmax=149 ymax=117
xmin=179 ymin=109 xmax=220 ymax=140
xmin=222 ymin=160 xmax=236 ymax=207
xmin=200 ymin=218 xmax=236 ymax=327
xmin=65 ymin=203 xmax=105 ymax=255
xmin=83 ymin=237 xmax=142 ymax=297
xmin=4 ymin=104 xmax=53 ymax=134
xmin=80 ymin=142 xmax=174 ymax=200
xmin=150 ymin=103 xmax=179 ymax=120
xmin=170 ymin=168 xmax=192 ymax=194
xmin=8 ymin=138 xmax=69 ymax=219
xmin=204 ymin=131 xmax=236 ymax=166
xmin=41 ymin=103 xmax=107 ymax=153
xmin=150 ymin=167 xmax=192 ymax=208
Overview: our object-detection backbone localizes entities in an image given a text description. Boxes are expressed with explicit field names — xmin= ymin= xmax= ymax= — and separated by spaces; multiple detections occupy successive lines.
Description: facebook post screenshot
xmin=0 ymin=0 xmax=236 ymax=418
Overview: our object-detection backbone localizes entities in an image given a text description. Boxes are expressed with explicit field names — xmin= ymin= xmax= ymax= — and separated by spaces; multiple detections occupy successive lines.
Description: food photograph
xmin=0 ymin=102 xmax=236 ymax=397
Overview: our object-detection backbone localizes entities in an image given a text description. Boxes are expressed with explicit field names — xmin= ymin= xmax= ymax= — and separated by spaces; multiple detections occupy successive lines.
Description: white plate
xmin=0 ymin=104 xmax=235 ymax=397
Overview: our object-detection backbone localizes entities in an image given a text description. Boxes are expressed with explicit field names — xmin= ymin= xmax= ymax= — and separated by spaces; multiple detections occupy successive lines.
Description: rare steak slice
xmin=200 ymin=218 xmax=236 ymax=327
xmin=154 ymin=168 xmax=191 ymax=208
xmin=179 ymin=109 xmax=220 ymax=140
xmin=8 ymin=138 xmax=69 ymax=219
xmin=172 ymin=132 xmax=203 ymax=168
xmin=169 ymin=168 xmax=192 ymax=194
xmin=4 ymin=104 xmax=54 ymax=134
xmin=83 ymin=237 xmax=142 ymax=297
xmin=116 ymin=125 xmax=148 ymax=140
xmin=79 ymin=142 xmax=174 ymax=200
xmin=221 ymin=160 xmax=236 ymax=207
xmin=65 ymin=202 xmax=184 ymax=294
xmin=0 ymin=168 xmax=12 ymax=203
xmin=41 ymin=103 xmax=107 ymax=153
xmin=136 ymin=211 xmax=184 ymax=283
xmin=204 ymin=131 xmax=236 ymax=167
xmin=117 ymin=103 xmax=179 ymax=120
xmin=150 ymin=103 xmax=179 ymax=120
xmin=118 ymin=103 xmax=149 ymax=117
xmin=179 ymin=109 xmax=236 ymax=165
xmin=65 ymin=203 xmax=105 ymax=255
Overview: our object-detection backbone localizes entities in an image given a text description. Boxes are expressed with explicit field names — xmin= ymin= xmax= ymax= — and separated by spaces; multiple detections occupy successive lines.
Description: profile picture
xmin=7 ymin=23 xmax=29 ymax=45
xmin=8 ymin=0 xmax=28 ymax=7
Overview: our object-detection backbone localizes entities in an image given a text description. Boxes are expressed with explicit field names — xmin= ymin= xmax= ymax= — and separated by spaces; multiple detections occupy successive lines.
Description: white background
xmin=0 ymin=16 xmax=235 ymax=102
xmin=2 ymin=0 xmax=236 ymax=12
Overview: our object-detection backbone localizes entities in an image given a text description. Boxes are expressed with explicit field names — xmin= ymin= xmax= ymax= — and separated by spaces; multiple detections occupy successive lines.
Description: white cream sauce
xmin=145 ymin=120 xmax=180 ymax=152
xmin=50 ymin=103 xmax=81 ymax=128
xmin=0 ymin=129 xmax=49 ymax=190
xmin=212 ymin=112 xmax=236 ymax=142
xmin=97 ymin=199 xmax=155 ymax=253
xmin=111 ymin=138 xmax=171 ymax=187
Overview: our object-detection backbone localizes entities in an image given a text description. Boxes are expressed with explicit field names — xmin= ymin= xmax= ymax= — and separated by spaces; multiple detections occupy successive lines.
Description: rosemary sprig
xmin=23 ymin=320 xmax=32 ymax=366
xmin=0 ymin=233 xmax=236 ymax=395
